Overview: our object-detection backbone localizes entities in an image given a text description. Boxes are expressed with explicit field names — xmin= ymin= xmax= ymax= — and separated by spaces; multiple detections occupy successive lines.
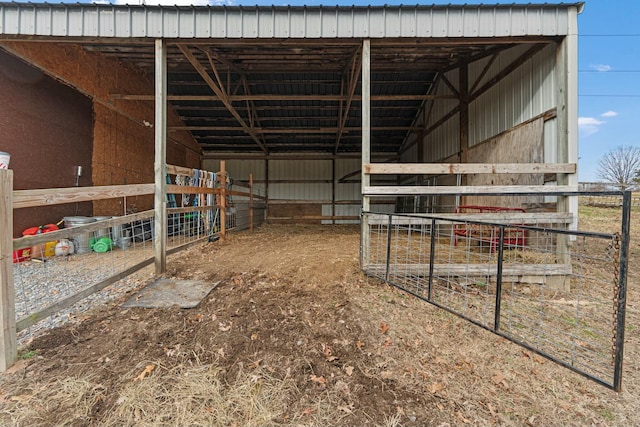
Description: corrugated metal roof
xmin=0 ymin=3 xmax=582 ymax=39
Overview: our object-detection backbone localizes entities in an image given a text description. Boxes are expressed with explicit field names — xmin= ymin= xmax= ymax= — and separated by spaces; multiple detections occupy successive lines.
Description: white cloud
xmin=578 ymin=117 xmax=605 ymax=136
xmin=600 ymin=110 xmax=618 ymax=118
xmin=590 ymin=64 xmax=612 ymax=72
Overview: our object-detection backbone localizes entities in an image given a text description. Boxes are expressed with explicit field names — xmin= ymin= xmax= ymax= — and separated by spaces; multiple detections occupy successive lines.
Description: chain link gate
xmin=361 ymin=191 xmax=631 ymax=391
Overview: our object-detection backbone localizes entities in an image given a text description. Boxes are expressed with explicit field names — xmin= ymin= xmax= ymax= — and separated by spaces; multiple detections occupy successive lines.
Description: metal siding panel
xmin=335 ymin=158 xmax=359 ymax=180
xmin=36 ymin=7 xmax=50 ymax=36
xmin=337 ymin=8 xmax=354 ymax=38
xmin=336 ymin=183 xmax=360 ymax=201
xmin=353 ymin=9 xmax=369 ymax=38
xmin=0 ymin=4 xmax=577 ymax=38
xmin=273 ymin=10 xmax=290 ymax=38
xmin=462 ymin=7 xmax=479 ymax=37
xmin=178 ymin=10 xmax=195 ymax=38
xmin=468 ymin=43 xmax=558 ymax=147
xmin=448 ymin=8 xmax=463 ymax=37
xmin=415 ymin=9 xmax=432 ymax=37
xmin=478 ymin=8 xmax=495 ymax=37
xmin=431 ymin=9 xmax=448 ymax=37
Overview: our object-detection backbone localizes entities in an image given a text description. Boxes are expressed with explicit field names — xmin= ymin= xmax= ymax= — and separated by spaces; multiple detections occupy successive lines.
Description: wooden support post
xmin=332 ymin=159 xmax=336 ymax=225
xmin=555 ymin=7 xmax=580 ymax=272
xmin=459 ymin=61 xmax=469 ymax=190
xmin=220 ymin=160 xmax=227 ymax=240
xmin=249 ymin=173 xmax=254 ymax=231
xmin=265 ymin=159 xmax=269 ymax=222
xmin=154 ymin=38 xmax=167 ymax=275
xmin=0 ymin=170 xmax=17 ymax=371
xmin=361 ymin=39 xmax=371 ymax=268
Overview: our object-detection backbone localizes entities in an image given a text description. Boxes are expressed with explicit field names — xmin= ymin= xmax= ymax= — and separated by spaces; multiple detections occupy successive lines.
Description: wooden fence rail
xmin=0 ymin=163 xmax=265 ymax=372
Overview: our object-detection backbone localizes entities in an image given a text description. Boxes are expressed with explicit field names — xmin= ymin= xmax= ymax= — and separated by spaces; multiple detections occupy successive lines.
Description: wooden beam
xmin=470 ymin=52 xmax=498 ymax=95
xmin=169 ymin=126 xmax=422 ymax=132
xmin=154 ymin=38 xmax=168 ymax=275
xmin=17 ymin=257 xmax=155 ymax=332
xmin=364 ymin=185 xmax=579 ymax=196
xmin=364 ymin=163 xmax=577 ymax=175
xmin=268 ymin=215 xmax=359 ymax=221
xmin=249 ymin=173 xmax=254 ymax=231
xmin=0 ymin=170 xmax=16 ymax=372
xmin=366 ymin=212 xmax=573 ymax=225
xmin=177 ymin=44 xmax=268 ymax=153
xmin=167 ymin=164 xmax=193 ymax=176
xmin=335 ymin=46 xmax=362 ymax=154
xmin=220 ymin=160 xmax=227 ymax=240
xmin=13 ymin=184 xmax=154 ymax=209
xmin=364 ymin=263 xmax=572 ymax=277
xmin=470 ymin=43 xmax=547 ymax=102
xmin=111 ymin=93 xmax=457 ymax=102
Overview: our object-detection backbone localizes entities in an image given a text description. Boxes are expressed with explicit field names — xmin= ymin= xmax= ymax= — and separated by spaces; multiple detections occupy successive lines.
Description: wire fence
xmin=11 ymin=190 xmax=265 ymax=344
xmin=361 ymin=193 xmax=630 ymax=391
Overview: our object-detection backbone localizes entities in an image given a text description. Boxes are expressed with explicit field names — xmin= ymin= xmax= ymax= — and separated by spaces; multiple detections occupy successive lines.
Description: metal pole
xmin=613 ymin=191 xmax=631 ymax=392
xmin=427 ymin=218 xmax=436 ymax=301
xmin=154 ymin=39 xmax=167 ymax=274
xmin=494 ymin=226 xmax=505 ymax=331
xmin=385 ymin=215 xmax=393 ymax=282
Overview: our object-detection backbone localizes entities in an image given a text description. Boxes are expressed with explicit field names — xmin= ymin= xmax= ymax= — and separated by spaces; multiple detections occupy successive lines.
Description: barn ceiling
xmin=85 ymin=39 xmax=516 ymax=156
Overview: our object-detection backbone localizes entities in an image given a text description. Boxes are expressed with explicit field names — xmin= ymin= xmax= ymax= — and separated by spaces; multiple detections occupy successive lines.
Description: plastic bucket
xmin=0 ymin=152 xmax=10 ymax=169
xmin=63 ymin=216 xmax=96 ymax=254
xmin=92 ymin=216 xmax=113 ymax=239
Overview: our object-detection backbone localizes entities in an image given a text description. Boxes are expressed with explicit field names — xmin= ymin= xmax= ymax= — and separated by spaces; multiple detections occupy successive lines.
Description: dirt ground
xmin=0 ymin=205 xmax=638 ymax=426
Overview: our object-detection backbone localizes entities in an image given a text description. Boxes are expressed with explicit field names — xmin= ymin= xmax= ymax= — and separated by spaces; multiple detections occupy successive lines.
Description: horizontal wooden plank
xmin=16 ymin=256 xmax=155 ymax=332
xmin=166 ymin=184 xmax=218 ymax=195
xmin=364 ymin=163 xmax=577 ymax=175
xmin=166 ymin=164 xmax=194 ymax=176
xmin=366 ymin=212 xmax=573 ymax=226
xmin=365 ymin=263 xmax=572 ymax=276
xmin=13 ymin=210 xmax=155 ymax=250
xmin=364 ymin=185 xmax=579 ymax=196
xmin=13 ymin=184 xmax=155 ymax=209
xmin=268 ymin=215 xmax=359 ymax=221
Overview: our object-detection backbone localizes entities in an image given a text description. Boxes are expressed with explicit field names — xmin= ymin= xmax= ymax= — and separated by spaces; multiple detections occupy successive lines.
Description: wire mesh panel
xmin=361 ymin=194 xmax=630 ymax=391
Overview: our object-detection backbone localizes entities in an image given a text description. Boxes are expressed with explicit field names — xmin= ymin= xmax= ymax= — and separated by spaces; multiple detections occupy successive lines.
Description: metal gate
xmin=361 ymin=192 xmax=630 ymax=391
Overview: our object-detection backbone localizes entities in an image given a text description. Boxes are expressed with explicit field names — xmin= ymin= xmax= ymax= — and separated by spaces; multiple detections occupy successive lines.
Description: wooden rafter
xmin=110 ymin=94 xmax=456 ymax=102
xmin=470 ymin=43 xmax=547 ymax=102
xmin=177 ymin=44 xmax=268 ymax=153
xmin=334 ymin=46 xmax=362 ymax=154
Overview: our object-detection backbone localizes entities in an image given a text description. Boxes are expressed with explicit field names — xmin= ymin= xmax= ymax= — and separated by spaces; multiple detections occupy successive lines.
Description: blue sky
xmin=30 ymin=0 xmax=640 ymax=182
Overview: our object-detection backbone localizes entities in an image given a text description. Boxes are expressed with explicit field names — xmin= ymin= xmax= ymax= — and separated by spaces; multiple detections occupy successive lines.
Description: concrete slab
xmin=122 ymin=279 xmax=220 ymax=309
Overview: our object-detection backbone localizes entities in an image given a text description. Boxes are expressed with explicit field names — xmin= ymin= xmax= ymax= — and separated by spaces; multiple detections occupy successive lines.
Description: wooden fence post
xmin=220 ymin=161 xmax=226 ymax=240
xmin=249 ymin=173 xmax=254 ymax=231
xmin=0 ymin=169 xmax=17 ymax=371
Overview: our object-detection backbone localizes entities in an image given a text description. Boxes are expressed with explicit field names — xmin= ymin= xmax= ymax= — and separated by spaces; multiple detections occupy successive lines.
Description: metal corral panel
xmin=0 ymin=3 xmax=580 ymax=39
xmin=469 ymin=44 xmax=557 ymax=147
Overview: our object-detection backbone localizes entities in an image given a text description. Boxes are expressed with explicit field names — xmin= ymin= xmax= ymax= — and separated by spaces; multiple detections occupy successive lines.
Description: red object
xmin=22 ymin=223 xmax=59 ymax=236
xmin=453 ymin=205 xmax=527 ymax=252
xmin=13 ymin=247 xmax=31 ymax=263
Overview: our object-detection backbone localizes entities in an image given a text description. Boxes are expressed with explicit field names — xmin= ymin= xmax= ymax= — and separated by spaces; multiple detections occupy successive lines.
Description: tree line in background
xmin=597 ymin=146 xmax=640 ymax=191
